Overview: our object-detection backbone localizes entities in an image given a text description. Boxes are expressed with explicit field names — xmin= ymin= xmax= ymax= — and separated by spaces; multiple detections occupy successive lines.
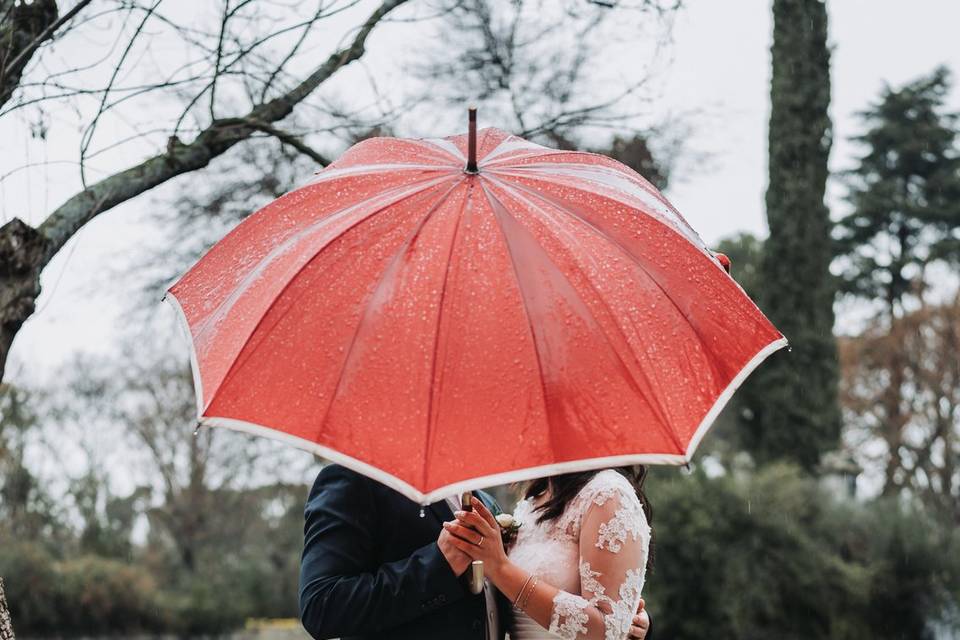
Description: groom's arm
xmin=299 ymin=464 xmax=466 ymax=639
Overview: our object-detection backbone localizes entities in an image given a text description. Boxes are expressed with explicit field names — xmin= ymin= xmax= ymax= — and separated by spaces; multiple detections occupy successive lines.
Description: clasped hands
xmin=436 ymin=496 xmax=650 ymax=640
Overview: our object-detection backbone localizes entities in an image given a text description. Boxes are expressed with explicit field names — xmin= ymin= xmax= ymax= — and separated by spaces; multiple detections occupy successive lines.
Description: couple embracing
xmin=298 ymin=463 xmax=653 ymax=640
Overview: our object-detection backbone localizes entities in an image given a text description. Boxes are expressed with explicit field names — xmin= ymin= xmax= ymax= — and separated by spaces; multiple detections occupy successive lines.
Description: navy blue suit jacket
xmin=299 ymin=464 xmax=504 ymax=640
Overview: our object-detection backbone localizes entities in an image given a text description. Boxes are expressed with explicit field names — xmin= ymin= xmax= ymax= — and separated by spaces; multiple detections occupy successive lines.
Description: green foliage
xmin=0 ymin=384 xmax=64 ymax=547
xmin=859 ymin=499 xmax=960 ymax=639
xmin=834 ymin=66 xmax=960 ymax=312
xmin=740 ymin=0 xmax=841 ymax=470
xmin=0 ymin=481 xmax=306 ymax=634
xmin=154 ymin=577 xmax=248 ymax=634
xmin=645 ymin=465 xmax=960 ymax=640
xmin=70 ymin=471 xmax=145 ymax=560
xmin=56 ymin=556 xmax=169 ymax=633
xmin=0 ymin=543 xmax=61 ymax=635
xmin=716 ymin=232 xmax=764 ymax=303
xmin=0 ymin=544 xmax=168 ymax=635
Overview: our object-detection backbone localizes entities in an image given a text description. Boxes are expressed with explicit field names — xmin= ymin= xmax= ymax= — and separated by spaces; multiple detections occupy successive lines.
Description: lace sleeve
xmin=547 ymin=473 xmax=650 ymax=640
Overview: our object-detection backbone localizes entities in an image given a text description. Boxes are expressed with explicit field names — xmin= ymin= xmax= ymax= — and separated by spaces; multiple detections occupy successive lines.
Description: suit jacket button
xmin=472 ymin=619 xmax=482 ymax=630
xmin=439 ymin=594 xmax=446 ymax=603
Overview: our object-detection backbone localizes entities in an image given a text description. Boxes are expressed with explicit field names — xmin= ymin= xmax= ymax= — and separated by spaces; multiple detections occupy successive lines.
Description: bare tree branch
xmin=216 ymin=117 xmax=331 ymax=165
xmin=0 ymin=0 xmax=92 ymax=109
xmin=0 ymin=0 xmax=408 ymax=380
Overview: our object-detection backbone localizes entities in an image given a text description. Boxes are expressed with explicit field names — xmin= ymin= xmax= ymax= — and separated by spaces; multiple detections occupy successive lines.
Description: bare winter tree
xmin=1 ymin=0 xmax=684 ymax=385
xmin=840 ymin=293 xmax=960 ymax=518
xmin=0 ymin=0 xmax=411 ymax=380
xmin=410 ymin=0 xmax=681 ymax=145
xmin=111 ymin=0 xmax=683 ymax=315
xmin=61 ymin=345 xmax=310 ymax=572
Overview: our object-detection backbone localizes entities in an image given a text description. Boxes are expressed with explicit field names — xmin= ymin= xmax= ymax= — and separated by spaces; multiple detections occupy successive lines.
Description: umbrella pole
xmin=465 ymin=107 xmax=478 ymax=174
xmin=462 ymin=491 xmax=485 ymax=594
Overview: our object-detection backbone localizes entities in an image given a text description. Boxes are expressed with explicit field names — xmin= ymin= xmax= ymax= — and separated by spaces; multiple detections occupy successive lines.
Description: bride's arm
xmin=446 ymin=491 xmax=648 ymax=640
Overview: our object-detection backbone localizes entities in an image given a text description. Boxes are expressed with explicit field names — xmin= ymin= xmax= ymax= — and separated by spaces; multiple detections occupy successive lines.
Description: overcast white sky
xmin=5 ymin=0 xmax=960 ymax=382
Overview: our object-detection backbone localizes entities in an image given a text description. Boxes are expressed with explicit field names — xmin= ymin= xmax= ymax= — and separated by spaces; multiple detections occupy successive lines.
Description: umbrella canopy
xmin=167 ymin=123 xmax=786 ymax=504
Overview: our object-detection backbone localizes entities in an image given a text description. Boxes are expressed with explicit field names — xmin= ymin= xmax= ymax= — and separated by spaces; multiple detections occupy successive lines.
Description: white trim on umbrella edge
xmin=202 ymin=415 xmax=692 ymax=504
xmin=684 ymin=336 xmax=789 ymax=456
xmin=165 ymin=279 xmax=787 ymax=504
xmin=164 ymin=291 xmax=205 ymax=420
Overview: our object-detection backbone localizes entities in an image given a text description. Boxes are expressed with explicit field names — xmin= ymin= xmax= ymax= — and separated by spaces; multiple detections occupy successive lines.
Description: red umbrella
xmin=167 ymin=111 xmax=786 ymax=504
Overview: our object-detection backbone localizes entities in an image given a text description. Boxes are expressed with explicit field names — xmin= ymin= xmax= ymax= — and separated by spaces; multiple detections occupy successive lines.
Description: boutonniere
xmin=496 ymin=513 xmax=522 ymax=548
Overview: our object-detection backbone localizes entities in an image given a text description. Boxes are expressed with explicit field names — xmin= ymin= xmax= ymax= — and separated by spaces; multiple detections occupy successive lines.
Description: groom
xmin=299 ymin=464 xmax=652 ymax=639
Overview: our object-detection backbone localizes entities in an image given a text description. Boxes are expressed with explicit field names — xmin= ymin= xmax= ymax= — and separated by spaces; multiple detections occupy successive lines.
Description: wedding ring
xmin=477 ymin=535 xmax=484 ymax=546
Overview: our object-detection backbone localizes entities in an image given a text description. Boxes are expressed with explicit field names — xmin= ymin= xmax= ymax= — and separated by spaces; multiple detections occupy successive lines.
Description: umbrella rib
xmin=489 ymin=164 xmax=704 ymax=249
xmin=205 ymin=175 xmax=456 ymax=413
xmin=489 ymin=174 xmax=726 ymax=390
xmin=313 ymin=178 xmax=467 ymax=443
xmin=483 ymin=180 xmax=685 ymax=453
xmin=306 ymin=163 xmax=454 ymax=186
xmin=192 ymin=171 xmax=450 ymax=348
xmin=479 ymin=184 xmax=559 ymax=462
xmin=421 ymin=184 xmax=471 ymax=488
xmin=481 ymin=147 xmax=578 ymax=168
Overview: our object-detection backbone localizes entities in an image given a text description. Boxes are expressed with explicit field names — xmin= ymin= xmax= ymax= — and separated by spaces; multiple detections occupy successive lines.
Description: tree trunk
xmin=0 ymin=577 xmax=14 ymax=640
xmin=0 ymin=219 xmax=47 ymax=377
xmin=0 ymin=0 xmax=59 ymax=110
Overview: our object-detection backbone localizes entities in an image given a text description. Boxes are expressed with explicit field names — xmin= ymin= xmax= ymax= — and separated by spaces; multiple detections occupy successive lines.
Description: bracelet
xmin=513 ymin=574 xmax=534 ymax=607
xmin=518 ymin=576 xmax=540 ymax=611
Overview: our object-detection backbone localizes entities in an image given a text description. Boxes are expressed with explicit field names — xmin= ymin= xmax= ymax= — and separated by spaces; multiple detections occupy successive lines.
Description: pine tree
xmin=739 ymin=0 xmax=840 ymax=470
xmin=835 ymin=67 xmax=960 ymax=314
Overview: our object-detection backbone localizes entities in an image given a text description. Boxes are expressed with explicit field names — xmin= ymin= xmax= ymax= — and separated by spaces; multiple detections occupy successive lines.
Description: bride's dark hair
xmin=524 ymin=466 xmax=654 ymax=572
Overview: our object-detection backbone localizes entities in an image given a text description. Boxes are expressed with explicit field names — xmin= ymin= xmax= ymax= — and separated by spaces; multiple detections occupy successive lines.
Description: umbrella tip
xmin=465 ymin=106 xmax=478 ymax=174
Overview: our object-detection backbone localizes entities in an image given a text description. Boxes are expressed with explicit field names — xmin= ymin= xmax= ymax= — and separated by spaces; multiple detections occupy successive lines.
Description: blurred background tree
xmin=834 ymin=68 xmax=960 ymax=504
xmin=736 ymin=0 xmax=841 ymax=471
xmin=840 ymin=295 xmax=960 ymax=515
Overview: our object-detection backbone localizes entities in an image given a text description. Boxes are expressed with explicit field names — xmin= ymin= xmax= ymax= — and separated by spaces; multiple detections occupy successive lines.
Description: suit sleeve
xmin=298 ymin=465 xmax=467 ymax=639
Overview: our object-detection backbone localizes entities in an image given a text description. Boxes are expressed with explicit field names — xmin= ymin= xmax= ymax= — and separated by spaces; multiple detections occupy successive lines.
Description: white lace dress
xmin=507 ymin=469 xmax=651 ymax=640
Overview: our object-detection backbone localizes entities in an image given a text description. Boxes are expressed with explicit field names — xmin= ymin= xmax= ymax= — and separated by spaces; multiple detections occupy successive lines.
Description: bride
xmin=442 ymin=467 xmax=652 ymax=640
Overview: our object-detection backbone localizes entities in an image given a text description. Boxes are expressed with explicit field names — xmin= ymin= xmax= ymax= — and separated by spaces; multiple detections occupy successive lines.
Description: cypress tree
xmin=740 ymin=0 xmax=840 ymax=470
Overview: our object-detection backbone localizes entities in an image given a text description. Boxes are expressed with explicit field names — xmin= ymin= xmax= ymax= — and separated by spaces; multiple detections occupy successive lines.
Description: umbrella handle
xmin=461 ymin=492 xmax=485 ymax=595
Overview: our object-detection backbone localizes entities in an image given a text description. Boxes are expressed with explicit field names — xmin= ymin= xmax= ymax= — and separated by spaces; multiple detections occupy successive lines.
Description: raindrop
xmin=193 ymin=425 xmax=201 ymax=436
xmin=419 ymin=508 xmax=426 ymax=518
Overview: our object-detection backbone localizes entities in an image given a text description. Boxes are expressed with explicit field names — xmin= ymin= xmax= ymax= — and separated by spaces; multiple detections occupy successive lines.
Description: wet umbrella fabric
xmin=167 ymin=127 xmax=786 ymax=504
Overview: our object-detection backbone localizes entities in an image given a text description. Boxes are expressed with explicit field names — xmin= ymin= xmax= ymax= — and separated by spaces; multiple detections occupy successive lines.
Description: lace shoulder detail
xmin=556 ymin=470 xmax=647 ymax=549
